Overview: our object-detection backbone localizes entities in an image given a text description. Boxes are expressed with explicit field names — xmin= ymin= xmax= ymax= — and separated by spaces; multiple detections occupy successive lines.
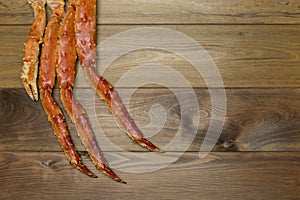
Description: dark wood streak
xmin=1 ymin=88 xmax=299 ymax=152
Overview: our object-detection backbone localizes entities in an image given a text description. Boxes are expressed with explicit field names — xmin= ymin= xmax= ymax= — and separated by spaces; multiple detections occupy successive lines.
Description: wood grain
xmin=1 ymin=0 xmax=299 ymax=199
xmin=1 ymin=25 xmax=300 ymax=88
xmin=0 ymin=151 xmax=299 ymax=200
xmin=1 ymin=88 xmax=299 ymax=152
xmin=1 ymin=0 xmax=300 ymax=25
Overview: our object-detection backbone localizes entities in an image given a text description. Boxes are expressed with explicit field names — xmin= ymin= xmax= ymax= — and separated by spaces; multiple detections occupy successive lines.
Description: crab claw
xmin=21 ymin=74 xmax=39 ymax=101
xmin=21 ymin=0 xmax=47 ymax=101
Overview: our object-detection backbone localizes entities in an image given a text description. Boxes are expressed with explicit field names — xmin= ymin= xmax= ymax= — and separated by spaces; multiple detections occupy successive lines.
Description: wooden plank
xmin=1 ymin=25 xmax=300 ymax=88
xmin=1 ymin=0 xmax=300 ymax=25
xmin=1 ymin=88 xmax=300 ymax=152
xmin=0 ymin=151 xmax=299 ymax=200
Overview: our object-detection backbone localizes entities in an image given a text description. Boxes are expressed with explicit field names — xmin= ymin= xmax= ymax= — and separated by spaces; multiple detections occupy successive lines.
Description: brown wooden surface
xmin=0 ymin=152 xmax=299 ymax=200
xmin=1 ymin=88 xmax=300 ymax=152
xmin=1 ymin=25 xmax=300 ymax=88
xmin=1 ymin=0 xmax=300 ymax=25
xmin=0 ymin=0 xmax=299 ymax=199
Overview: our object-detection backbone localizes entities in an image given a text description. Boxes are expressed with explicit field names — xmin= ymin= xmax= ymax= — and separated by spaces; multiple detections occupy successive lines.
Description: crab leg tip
xmin=86 ymin=172 xmax=98 ymax=178
xmin=117 ymin=178 xmax=127 ymax=184
xmin=111 ymin=174 xmax=127 ymax=184
xmin=90 ymin=174 xmax=98 ymax=178
xmin=87 ymin=172 xmax=98 ymax=178
xmin=135 ymin=137 xmax=160 ymax=152
xmin=74 ymin=162 xmax=97 ymax=178
xmin=100 ymin=165 xmax=126 ymax=184
xmin=113 ymin=177 xmax=127 ymax=184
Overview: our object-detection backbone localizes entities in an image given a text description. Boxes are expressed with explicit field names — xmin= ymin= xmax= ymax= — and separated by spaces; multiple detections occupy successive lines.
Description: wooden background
xmin=0 ymin=0 xmax=300 ymax=199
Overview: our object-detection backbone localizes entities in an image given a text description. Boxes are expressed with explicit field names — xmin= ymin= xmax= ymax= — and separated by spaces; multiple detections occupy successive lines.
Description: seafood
xmin=57 ymin=0 xmax=124 ymax=183
xmin=21 ymin=0 xmax=159 ymax=183
xmin=38 ymin=0 xmax=96 ymax=178
xmin=21 ymin=0 xmax=46 ymax=101
xmin=74 ymin=0 xmax=160 ymax=151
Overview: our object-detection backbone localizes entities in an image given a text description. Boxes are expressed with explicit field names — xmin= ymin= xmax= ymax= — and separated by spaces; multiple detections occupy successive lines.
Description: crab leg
xmin=57 ymin=0 xmax=125 ymax=183
xmin=75 ymin=0 xmax=159 ymax=151
xmin=21 ymin=0 xmax=46 ymax=101
xmin=39 ymin=0 xmax=95 ymax=177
